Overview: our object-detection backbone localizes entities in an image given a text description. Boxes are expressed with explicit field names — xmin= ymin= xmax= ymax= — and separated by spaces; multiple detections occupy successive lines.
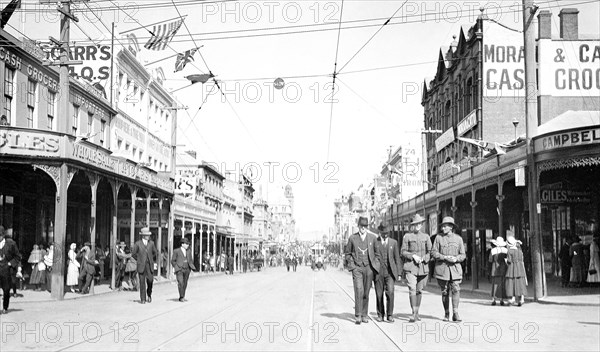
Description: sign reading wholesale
xmin=483 ymin=21 xmax=525 ymax=98
xmin=538 ymin=40 xmax=600 ymax=96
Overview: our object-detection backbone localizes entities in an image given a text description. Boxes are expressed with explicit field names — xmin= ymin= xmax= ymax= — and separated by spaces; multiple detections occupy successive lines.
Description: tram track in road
xmin=325 ymin=271 xmax=404 ymax=352
xmin=54 ymin=272 xmax=283 ymax=352
xmin=149 ymin=272 xmax=284 ymax=351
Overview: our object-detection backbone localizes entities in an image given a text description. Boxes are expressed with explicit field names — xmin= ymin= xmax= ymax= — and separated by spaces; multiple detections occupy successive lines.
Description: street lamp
xmin=512 ymin=118 xmax=519 ymax=143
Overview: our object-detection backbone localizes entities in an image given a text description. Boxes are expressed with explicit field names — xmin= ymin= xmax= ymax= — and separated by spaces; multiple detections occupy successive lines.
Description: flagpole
xmin=119 ymin=14 xmax=188 ymax=35
xmin=110 ymin=21 xmax=115 ymax=106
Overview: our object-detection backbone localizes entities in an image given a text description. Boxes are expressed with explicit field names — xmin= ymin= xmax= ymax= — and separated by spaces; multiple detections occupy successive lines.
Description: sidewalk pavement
xmin=422 ymin=273 xmax=600 ymax=306
xmin=1 ymin=270 xmax=228 ymax=303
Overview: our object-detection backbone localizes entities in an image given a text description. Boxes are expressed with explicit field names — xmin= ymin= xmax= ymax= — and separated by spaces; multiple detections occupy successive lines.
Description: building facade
xmin=393 ymin=8 xmax=599 ymax=292
xmin=0 ymin=29 xmax=176 ymax=299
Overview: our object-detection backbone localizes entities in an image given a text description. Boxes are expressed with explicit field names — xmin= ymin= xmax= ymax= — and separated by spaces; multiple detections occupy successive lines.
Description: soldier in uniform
xmin=345 ymin=216 xmax=381 ymax=325
xmin=401 ymin=214 xmax=432 ymax=322
xmin=431 ymin=217 xmax=465 ymax=322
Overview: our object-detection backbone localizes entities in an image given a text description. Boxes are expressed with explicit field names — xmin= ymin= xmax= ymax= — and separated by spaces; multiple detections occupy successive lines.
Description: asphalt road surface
xmin=1 ymin=265 xmax=599 ymax=351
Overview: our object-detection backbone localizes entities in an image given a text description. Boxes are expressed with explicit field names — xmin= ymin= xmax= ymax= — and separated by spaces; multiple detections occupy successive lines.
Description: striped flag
xmin=144 ymin=18 xmax=184 ymax=51
xmin=174 ymin=48 xmax=198 ymax=72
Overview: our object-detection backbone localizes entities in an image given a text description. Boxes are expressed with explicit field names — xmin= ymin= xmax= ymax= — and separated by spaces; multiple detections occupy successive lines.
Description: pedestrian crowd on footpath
xmin=558 ymin=234 xmax=600 ymax=288
xmin=344 ymin=215 xmax=600 ymax=326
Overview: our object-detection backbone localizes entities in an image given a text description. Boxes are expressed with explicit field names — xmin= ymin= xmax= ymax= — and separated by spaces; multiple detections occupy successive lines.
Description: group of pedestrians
xmin=559 ymin=235 xmax=600 ymax=287
xmin=489 ymin=236 xmax=528 ymax=306
xmin=345 ymin=214 xmax=468 ymax=325
xmin=285 ymin=254 xmax=298 ymax=272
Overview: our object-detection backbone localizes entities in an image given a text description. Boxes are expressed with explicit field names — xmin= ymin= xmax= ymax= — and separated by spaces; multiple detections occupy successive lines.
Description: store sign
xmin=174 ymin=176 xmax=197 ymax=195
xmin=457 ymin=110 xmax=477 ymax=136
xmin=71 ymin=142 xmax=173 ymax=193
xmin=435 ymin=127 xmax=455 ymax=151
xmin=540 ymin=188 xmax=591 ymax=204
xmin=483 ymin=23 xmax=525 ymax=98
xmin=428 ymin=213 xmax=438 ymax=236
xmin=70 ymin=93 xmax=108 ymax=119
xmin=0 ymin=129 xmax=60 ymax=157
xmin=535 ymin=127 xmax=600 ymax=151
xmin=538 ymin=41 xmax=600 ymax=96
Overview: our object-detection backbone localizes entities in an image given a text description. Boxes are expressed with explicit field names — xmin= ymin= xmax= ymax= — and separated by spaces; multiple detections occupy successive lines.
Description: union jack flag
xmin=174 ymin=48 xmax=198 ymax=72
xmin=144 ymin=18 xmax=184 ymax=51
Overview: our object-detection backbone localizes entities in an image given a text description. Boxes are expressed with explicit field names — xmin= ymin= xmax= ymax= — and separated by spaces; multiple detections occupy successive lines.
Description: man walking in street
xmin=171 ymin=238 xmax=195 ymax=302
xmin=374 ymin=222 xmax=401 ymax=323
xmin=0 ymin=229 xmax=21 ymax=314
xmin=77 ymin=242 xmax=97 ymax=295
xmin=345 ymin=216 xmax=381 ymax=325
xmin=401 ymin=214 xmax=432 ymax=322
xmin=431 ymin=217 xmax=465 ymax=322
xmin=132 ymin=227 xmax=158 ymax=304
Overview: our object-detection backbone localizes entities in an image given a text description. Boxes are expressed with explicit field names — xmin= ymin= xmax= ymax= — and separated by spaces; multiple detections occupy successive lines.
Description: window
xmin=87 ymin=113 xmax=94 ymax=135
xmin=100 ymin=120 xmax=106 ymax=146
xmin=72 ymin=104 xmax=80 ymax=135
xmin=117 ymin=138 xmax=123 ymax=150
xmin=27 ymin=80 xmax=36 ymax=128
xmin=139 ymin=149 xmax=143 ymax=161
xmin=132 ymin=146 xmax=137 ymax=160
xmin=3 ymin=67 xmax=14 ymax=124
xmin=125 ymin=143 xmax=130 ymax=152
xmin=47 ymin=91 xmax=56 ymax=130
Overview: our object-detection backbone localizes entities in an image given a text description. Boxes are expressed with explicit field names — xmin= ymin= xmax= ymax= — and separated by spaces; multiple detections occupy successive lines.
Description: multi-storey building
xmin=0 ymin=29 xmax=175 ymax=298
xmin=395 ymin=8 xmax=599 ymax=290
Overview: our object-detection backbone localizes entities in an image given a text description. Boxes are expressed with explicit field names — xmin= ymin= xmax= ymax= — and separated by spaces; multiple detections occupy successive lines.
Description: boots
xmin=416 ymin=294 xmax=422 ymax=321
xmin=409 ymin=295 xmax=418 ymax=322
xmin=452 ymin=291 xmax=462 ymax=322
xmin=442 ymin=294 xmax=450 ymax=321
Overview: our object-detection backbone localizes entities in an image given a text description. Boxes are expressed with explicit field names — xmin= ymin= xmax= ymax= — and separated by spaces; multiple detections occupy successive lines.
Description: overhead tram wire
xmin=337 ymin=0 xmax=408 ymax=75
xmin=326 ymin=0 xmax=345 ymax=164
xmin=47 ymin=0 xmax=600 ymax=45
xmin=166 ymin=0 xmax=263 ymax=154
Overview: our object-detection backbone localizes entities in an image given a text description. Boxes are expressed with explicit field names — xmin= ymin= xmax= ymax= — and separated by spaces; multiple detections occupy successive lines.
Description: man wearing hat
xmin=431 ymin=216 xmax=465 ymax=322
xmin=114 ymin=241 xmax=128 ymax=290
xmin=0 ymin=229 xmax=21 ymax=314
xmin=374 ymin=222 xmax=401 ymax=323
xmin=132 ymin=227 xmax=158 ymax=304
xmin=345 ymin=216 xmax=381 ymax=325
xmin=171 ymin=238 xmax=195 ymax=302
xmin=401 ymin=214 xmax=432 ymax=322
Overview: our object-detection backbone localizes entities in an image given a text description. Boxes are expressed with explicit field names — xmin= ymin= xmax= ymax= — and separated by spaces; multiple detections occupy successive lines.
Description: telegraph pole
xmin=522 ymin=0 xmax=546 ymax=300
xmin=44 ymin=1 xmax=81 ymax=300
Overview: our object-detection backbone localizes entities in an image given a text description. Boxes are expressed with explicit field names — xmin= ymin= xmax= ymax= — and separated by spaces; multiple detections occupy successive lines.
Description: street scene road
xmin=2 ymin=266 xmax=599 ymax=351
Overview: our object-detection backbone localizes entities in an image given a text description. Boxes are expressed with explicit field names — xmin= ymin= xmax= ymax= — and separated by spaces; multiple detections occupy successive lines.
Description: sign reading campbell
xmin=535 ymin=126 xmax=600 ymax=151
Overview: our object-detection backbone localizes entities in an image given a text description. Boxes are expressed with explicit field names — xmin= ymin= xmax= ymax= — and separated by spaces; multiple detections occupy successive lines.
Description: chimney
xmin=538 ymin=10 xmax=552 ymax=39
xmin=558 ymin=8 xmax=579 ymax=40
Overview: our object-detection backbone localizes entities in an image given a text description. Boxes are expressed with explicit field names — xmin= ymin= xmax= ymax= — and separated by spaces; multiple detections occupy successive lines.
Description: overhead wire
xmin=337 ymin=0 xmax=408 ymax=74
xmin=326 ymin=0 xmax=345 ymax=163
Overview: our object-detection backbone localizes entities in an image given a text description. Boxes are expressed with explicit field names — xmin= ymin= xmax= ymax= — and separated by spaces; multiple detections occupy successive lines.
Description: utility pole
xmin=522 ymin=0 xmax=546 ymax=300
xmin=43 ymin=1 xmax=81 ymax=300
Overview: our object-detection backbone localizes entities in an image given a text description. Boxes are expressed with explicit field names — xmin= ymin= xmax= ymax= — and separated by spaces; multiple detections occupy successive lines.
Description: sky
xmin=7 ymin=0 xmax=600 ymax=240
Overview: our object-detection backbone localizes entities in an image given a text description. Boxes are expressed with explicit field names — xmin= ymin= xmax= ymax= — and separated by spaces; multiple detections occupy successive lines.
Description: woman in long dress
xmin=587 ymin=236 xmax=600 ymax=283
xmin=66 ymin=243 xmax=80 ymax=292
xmin=489 ymin=237 xmax=509 ymax=305
xmin=505 ymin=236 xmax=528 ymax=306
xmin=28 ymin=244 xmax=46 ymax=291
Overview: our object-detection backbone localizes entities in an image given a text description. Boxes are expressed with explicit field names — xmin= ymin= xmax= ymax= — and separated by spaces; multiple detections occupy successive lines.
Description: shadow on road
xmin=320 ymin=312 xmax=357 ymax=323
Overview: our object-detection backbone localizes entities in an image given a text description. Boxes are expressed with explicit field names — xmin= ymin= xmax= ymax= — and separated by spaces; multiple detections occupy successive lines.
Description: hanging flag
xmin=144 ymin=18 xmax=184 ymax=51
xmin=0 ymin=0 xmax=21 ymax=29
xmin=174 ymin=48 xmax=198 ymax=72
xmin=185 ymin=73 xmax=214 ymax=84
xmin=457 ymin=137 xmax=508 ymax=155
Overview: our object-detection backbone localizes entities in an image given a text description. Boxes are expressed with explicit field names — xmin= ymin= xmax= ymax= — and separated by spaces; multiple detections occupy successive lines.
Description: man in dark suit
xmin=374 ymin=222 xmax=402 ymax=323
xmin=345 ymin=216 xmax=381 ymax=325
xmin=132 ymin=227 xmax=158 ymax=304
xmin=77 ymin=242 xmax=97 ymax=294
xmin=171 ymin=238 xmax=195 ymax=302
xmin=0 ymin=229 xmax=21 ymax=314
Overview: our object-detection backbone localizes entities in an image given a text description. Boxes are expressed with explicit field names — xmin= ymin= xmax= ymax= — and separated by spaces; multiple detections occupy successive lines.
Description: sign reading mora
xmin=483 ymin=22 xmax=525 ymax=98
xmin=538 ymin=41 xmax=600 ymax=96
